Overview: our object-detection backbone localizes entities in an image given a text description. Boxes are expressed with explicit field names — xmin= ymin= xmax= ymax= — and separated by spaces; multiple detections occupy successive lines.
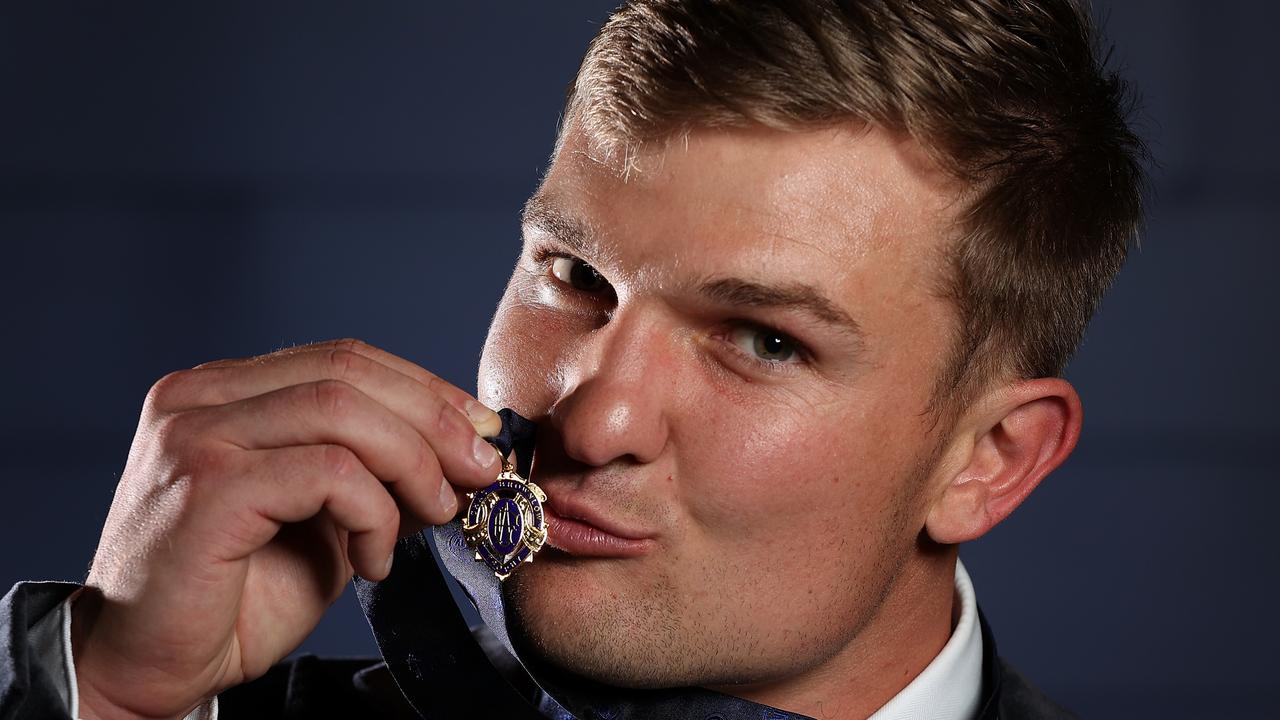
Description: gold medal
xmin=462 ymin=449 xmax=549 ymax=580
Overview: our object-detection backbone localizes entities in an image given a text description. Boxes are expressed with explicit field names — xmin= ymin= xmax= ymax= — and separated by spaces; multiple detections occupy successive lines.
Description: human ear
xmin=924 ymin=378 xmax=1083 ymax=544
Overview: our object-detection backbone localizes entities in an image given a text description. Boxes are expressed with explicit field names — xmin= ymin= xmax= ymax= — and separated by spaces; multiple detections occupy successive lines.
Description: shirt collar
xmin=869 ymin=558 xmax=985 ymax=720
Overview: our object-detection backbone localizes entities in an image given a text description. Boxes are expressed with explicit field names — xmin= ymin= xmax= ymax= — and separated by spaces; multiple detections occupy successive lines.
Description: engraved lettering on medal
xmin=462 ymin=453 xmax=550 ymax=580
xmin=489 ymin=497 xmax=523 ymax=555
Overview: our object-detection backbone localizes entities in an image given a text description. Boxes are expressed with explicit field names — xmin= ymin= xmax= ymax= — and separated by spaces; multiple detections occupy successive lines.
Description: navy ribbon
xmin=490 ymin=407 xmax=538 ymax=476
xmin=354 ymin=408 xmax=541 ymax=719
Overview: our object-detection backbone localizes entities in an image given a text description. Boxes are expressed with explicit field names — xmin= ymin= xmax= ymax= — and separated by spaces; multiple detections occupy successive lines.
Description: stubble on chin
xmin=502 ymin=559 xmax=697 ymax=688
xmin=500 ymin=554 xmax=839 ymax=691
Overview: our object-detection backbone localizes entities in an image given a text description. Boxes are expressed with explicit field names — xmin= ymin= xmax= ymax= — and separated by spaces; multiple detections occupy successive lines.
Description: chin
xmin=502 ymin=554 xmax=699 ymax=688
xmin=501 ymin=554 xmax=808 ymax=689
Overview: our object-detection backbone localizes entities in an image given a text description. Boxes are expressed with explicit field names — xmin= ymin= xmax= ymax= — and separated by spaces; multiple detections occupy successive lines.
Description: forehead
xmin=538 ymin=124 xmax=959 ymax=281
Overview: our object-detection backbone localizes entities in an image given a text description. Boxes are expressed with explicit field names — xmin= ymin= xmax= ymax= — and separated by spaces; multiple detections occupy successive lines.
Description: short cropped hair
xmin=561 ymin=0 xmax=1147 ymax=410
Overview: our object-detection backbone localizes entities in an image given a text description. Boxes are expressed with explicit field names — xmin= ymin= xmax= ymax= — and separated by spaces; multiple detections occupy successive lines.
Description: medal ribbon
xmin=354 ymin=408 xmax=543 ymax=719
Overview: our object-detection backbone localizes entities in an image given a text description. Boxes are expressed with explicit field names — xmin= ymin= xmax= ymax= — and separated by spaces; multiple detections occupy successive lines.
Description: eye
xmin=728 ymin=325 xmax=801 ymax=364
xmin=550 ymin=255 xmax=610 ymax=293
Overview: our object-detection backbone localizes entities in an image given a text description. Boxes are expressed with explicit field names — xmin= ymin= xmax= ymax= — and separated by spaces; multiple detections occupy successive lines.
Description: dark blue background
xmin=1 ymin=2 xmax=1274 ymax=718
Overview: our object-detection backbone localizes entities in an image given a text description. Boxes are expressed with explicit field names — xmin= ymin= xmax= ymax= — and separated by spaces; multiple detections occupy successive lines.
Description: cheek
xmin=677 ymin=391 xmax=924 ymax=569
xmin=681 ymin=404 xmax=855 ymax=535
xmin=670 ymin=399 xmax=919 ymax=642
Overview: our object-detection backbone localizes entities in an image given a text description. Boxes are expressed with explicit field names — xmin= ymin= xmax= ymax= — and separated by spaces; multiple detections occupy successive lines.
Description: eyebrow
xmin=522 ymin=193 xmax=866 ymax=343
xmin=697 ymin=277 xmax=867 ymax=343
xmin=521 ymin=193 xmax=600 ymax=261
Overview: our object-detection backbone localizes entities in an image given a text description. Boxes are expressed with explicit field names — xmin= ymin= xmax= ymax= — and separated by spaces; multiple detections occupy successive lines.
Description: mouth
xmin=542 ymin=495 xmax=656 ymax=558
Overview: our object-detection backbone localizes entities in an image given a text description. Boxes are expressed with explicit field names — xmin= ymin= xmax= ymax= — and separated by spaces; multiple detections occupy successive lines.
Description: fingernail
xmin=472 ymin=434 xmax=498 ymax=470
xmin=465 ymin=400 xmax=501 ymax=434
xmin=384 ymin=551 xmax=395 ymax=576
xmin=439 ymin=478 xmax=458 ymax=515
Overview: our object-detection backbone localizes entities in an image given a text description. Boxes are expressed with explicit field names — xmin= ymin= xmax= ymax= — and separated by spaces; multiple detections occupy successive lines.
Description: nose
xmin=549 ymin=309 xmax=672 ymax=468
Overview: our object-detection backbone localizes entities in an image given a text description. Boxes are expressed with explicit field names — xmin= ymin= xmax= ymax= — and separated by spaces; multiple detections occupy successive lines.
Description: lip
xmin=542 ymin=494 xmax=656 ymax=558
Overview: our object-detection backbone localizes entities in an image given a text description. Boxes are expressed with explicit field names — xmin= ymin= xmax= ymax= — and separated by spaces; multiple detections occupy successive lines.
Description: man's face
xmin=477 ymin=123 xmax=962 ymax=688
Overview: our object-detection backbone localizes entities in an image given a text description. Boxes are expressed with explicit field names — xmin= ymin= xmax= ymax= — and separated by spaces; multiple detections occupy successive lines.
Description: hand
xmin=70 ymin=339 xmax=503 ymax=719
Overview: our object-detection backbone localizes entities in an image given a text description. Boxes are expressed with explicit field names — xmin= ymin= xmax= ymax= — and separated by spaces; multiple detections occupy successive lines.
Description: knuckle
xmin=325 ymin=348 xmax=372 ymax=384
xmin=150 ymin=409 xmax=195 ymax=454
xmin=424 ymin=373 xmax=450 ymax=400
xmin=311 ymin=379 xmax=357 ymax=419
xmin=436 ymin=398 xmax=466 ymax=436
xmin=332 ymin=337 xmax=371 ymax=355
xmin=145 ymin=369 xmax=194 ymax=409
xmin=319 ymin=443 xmax=358 ymax=478
xmin=158 ymin=440 xmax=230 ymax=502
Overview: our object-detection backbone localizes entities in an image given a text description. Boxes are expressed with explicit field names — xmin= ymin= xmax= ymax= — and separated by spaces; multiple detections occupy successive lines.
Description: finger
xmin=197 ymin=444 xmax=402 ymax=580
xmin=175 ymin=339 xmax=502 ymax=433
xmin=323 ymin=339 xmax=501 ymax=433
xmin=188 ymin=339 xmax=503 ymax=436
xmin=155 ymin=349 xmax=503 ymax=489
xmin=182 ymin=380 xmax=466 ymax=525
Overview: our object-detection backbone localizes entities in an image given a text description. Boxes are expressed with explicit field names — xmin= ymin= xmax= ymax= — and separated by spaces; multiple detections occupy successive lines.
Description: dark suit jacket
xmin=0 ymin=580 xmax=1076 ymax=720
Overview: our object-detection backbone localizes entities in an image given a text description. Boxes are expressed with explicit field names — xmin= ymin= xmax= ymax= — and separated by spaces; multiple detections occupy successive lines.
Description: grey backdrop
xmin=1 ymin=2 xmax=1275 ymax=718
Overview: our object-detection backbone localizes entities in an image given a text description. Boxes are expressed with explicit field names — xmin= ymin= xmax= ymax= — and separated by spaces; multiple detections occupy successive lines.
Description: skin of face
xmin=476 ymin=121 xmax=972 ymax=715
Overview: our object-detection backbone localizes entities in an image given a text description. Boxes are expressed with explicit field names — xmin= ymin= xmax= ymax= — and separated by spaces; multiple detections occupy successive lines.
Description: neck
xmin=712 ymin=546 xmax=958 ymax=720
